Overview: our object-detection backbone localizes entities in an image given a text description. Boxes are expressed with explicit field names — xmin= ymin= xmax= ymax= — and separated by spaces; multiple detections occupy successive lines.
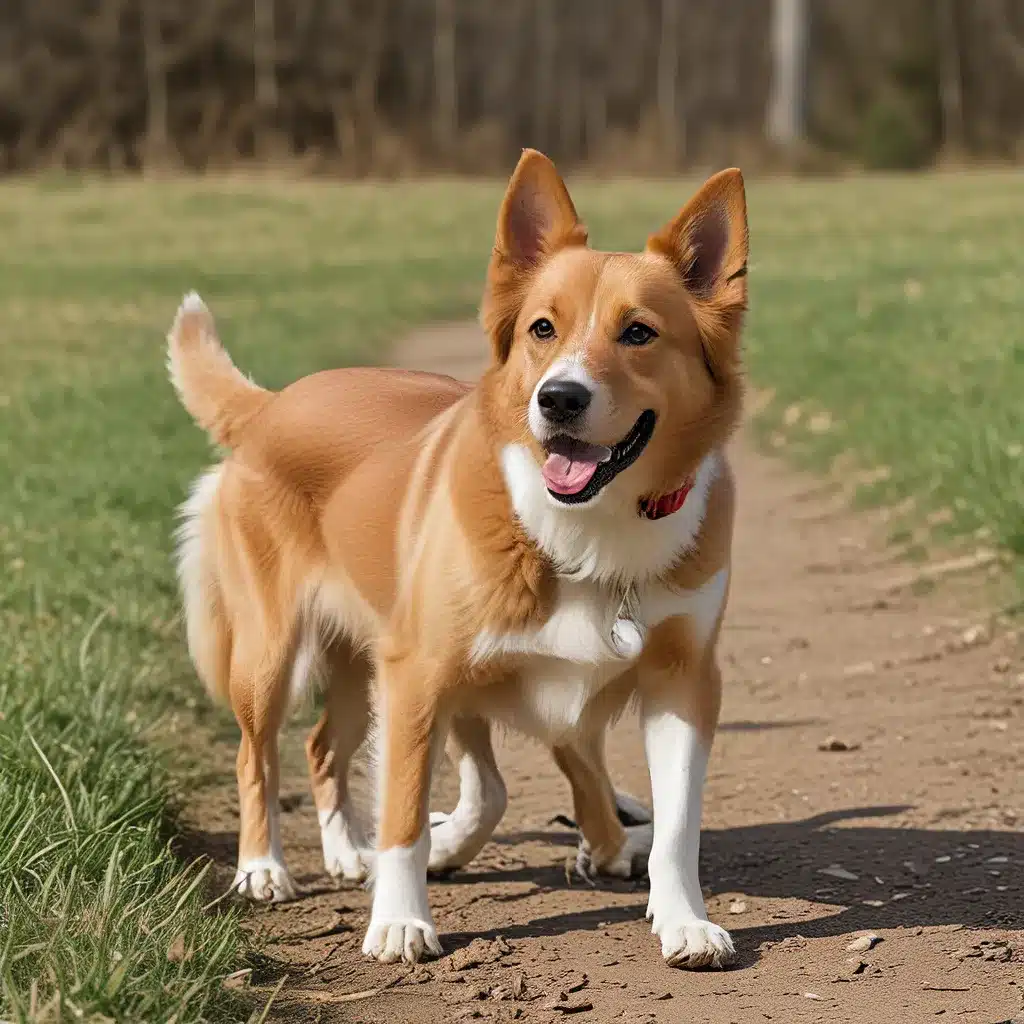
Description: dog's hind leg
xmin=306 ymin=638 xmax=373 ymax=882
xmin=427 ymin=714 xmax=507 ymax=875
xmin=229 ymin=628 xmax=297 ymax=903
xmin=553 ymin=728 xmax=636 ymax=878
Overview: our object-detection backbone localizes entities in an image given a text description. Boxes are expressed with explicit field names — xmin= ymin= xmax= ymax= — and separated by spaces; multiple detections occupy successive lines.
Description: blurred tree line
xmin=0 ymin=0 xmax=1021 ymax=175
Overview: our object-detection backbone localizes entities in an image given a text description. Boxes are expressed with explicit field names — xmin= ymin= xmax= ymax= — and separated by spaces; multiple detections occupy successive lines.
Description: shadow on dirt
xmin=446 ymin=805 xmax=1021 ymax=962
xmin=177 ymin=804 xmax=1020 ymax=968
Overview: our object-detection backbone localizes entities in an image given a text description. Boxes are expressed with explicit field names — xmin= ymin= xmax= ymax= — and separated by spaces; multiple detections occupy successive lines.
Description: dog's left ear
xmin=482 ymin=150 xmax=588 ymax=363
xmin=647 ymin=168 xmax=748 ymax=335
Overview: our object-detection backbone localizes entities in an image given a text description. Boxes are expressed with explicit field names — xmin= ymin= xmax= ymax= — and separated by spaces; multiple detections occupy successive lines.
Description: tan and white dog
xmin=170 ymin=150 xmax=748 ymax=970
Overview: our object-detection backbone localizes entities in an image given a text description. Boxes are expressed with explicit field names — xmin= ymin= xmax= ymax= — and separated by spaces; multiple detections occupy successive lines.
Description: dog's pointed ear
xmin=495 ymin=149 xmax=585 ymax=267
xmin=482 ymin=150 xmax=587 ymax=363
xmin=647 ymin=169 xmax=748 ymax=381
xmin=647 ymin=169 xmax=748 ymax=312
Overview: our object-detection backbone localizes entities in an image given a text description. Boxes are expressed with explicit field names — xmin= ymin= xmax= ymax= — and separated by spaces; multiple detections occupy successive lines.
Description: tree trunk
xmin=253 ymin=0 xmax=279 ymax=156
xmin=434 ymin=0 xmax=457 ymax=158
xmin=657 ymin=0 xmax=682 ymax=164
xmin=141 ymin=0 xmax=171 ymax=167
xmin=766 ymin=0 xmax=807 ymax=147
xmin=584 ymin=0 xmax=608 ymax=160
xmin=936 ymin=0 xmax=965 ymax=155
xmin=534 ymin=0 xmax=556 ymax=153
xmin=557 ymin=6 xmax=582 ymax=161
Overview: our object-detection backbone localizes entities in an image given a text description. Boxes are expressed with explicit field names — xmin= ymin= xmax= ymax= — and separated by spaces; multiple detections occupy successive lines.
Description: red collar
xmin=638 ymin=476 xmax=695 ymax=520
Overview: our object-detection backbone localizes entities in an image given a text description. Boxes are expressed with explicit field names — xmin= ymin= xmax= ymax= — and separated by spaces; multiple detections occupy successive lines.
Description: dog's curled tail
xmin=167 ymin=292 xmax=271 ymax=447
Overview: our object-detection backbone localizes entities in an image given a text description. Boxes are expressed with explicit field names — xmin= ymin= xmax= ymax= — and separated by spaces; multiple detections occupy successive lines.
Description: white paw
xmin=426 ymin=779 xmax=506 ymax=873
xmin=320 ymin=810 xmax=372 ymax=882
xmin=651 ymin=917 xmax=735 ymax=969
xmin=427 ymin=811 xmax=484 ymax=873
xmin=576 ymin=823 xmax=652 ymax=880
xmin=427 ymin=811 xmax=464 ymax=872
xmin=361 ymin=919 xmax=442 ymax=964
xmin=325 ymin=846 xmax=372 ymax=882
xmin=232 ymin=857 xmax=297 ymax=903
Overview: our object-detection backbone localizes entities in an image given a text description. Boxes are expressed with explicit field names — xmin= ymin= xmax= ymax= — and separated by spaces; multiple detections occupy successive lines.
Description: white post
xmin=766 ymin=0 xmax=807 ymax=148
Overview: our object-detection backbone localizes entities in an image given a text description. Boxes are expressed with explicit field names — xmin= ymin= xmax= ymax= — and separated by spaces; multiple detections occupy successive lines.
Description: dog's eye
xmin=529 ymin=318 xmax=556 ymax=340
xmin=620 ymin=322 xmax=657 ymax=346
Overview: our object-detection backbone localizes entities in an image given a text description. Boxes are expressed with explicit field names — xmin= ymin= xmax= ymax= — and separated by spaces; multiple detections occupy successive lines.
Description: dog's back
xmin=170 ymin=298 xmax=469 ymax=705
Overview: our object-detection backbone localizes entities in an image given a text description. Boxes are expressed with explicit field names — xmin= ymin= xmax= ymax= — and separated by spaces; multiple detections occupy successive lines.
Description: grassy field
xmin=0 ymin=170 xmax=1021 ymax=1020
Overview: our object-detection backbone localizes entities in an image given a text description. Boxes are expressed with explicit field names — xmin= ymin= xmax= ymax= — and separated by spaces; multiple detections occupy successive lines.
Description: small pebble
xmin=819 ymin=865 xmax=859 ymax=881
xmin=960 ymin=624 xmax=990 ymax=647
xmin=846 ymin=934 xmax=881 ymax=953
xmin=843 ymin=661 xmax=877 ymax=678
xmin=818 ymin=736 xmax=861 ymax=752
xmin=729 ymin=900 xmax=748 ymax=914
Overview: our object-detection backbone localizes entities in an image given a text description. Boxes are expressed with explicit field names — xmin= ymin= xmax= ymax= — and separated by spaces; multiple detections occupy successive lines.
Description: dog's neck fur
xmin=449 ymin=383 xmax=723 ymax=602
xmin=499 ymin=441 xmax=720 ymax=589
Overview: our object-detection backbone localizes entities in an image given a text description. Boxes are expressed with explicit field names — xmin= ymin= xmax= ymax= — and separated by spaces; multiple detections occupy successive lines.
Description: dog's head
xmin=481 ymin=150 xmax=747 ymax=514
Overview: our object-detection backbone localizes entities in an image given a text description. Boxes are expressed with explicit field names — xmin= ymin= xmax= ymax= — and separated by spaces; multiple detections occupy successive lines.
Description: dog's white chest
xmin=470 ymin=570 xmax=728 ymax=740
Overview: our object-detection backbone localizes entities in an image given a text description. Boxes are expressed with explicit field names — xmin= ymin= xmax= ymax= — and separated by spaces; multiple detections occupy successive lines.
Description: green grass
xmin=741 ymin=172 xmax=1024 ymax=564
xmin=0 ymin=169 xmax=1020 ymax=1020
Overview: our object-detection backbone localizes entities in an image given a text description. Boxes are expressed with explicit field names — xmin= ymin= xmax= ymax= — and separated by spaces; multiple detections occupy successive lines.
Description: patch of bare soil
xmin=185 ymin=323 xmax=1023 ymax=1024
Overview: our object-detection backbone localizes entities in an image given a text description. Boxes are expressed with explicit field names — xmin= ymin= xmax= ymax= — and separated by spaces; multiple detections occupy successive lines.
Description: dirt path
xmin=188 ymin=323 xmax=1022 ymax=1024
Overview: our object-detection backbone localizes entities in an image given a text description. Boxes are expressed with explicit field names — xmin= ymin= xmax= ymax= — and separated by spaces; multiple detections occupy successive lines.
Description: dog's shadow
xmin=441 ymin=805 xmax=1022 ymax=966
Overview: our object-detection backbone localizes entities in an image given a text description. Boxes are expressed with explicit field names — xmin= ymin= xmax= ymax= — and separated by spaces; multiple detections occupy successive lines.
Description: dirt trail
xmin=187 ymin=323 xmax=1022 ymax=1024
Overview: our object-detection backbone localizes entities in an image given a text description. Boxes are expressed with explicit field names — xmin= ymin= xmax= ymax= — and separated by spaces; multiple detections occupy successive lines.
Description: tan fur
xmin=170 ymin=150 xmax=748 ymax=961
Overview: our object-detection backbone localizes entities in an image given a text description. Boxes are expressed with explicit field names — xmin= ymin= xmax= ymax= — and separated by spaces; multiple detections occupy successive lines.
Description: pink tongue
xmin=542 ymin=453 xmax=599 ymax=495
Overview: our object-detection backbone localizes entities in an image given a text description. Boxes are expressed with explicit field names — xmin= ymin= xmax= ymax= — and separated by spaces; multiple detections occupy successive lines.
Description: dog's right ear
xmin=494 ymin=149 xmax=584 ymax=268
xmin=482 ymin=150 xmax=587 ymax=363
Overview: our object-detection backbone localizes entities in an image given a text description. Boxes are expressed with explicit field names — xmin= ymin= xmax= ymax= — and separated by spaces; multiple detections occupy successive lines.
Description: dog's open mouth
xmin=541 ymin=410 xmax=657 ymax=505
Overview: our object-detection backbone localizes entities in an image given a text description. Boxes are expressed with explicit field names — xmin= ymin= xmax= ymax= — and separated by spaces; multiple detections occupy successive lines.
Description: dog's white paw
xmin=325 ymin=845 xmax=372 ymax=883
xmin=428 ymin=810 xmax=492 ymax=873
xmin=427 ymin=811 xmax=465 ymax=872
xmin=232 ymin=857 xmax=297 ymax=903
xmin=320 ymin=810 xmax=372 ymax=882
xmin=361 ymin=919 xmax=443 ymax=964
xmin=651 ymin=916 xmax=735 ymax=969
xmin=427 ymin=773 xmax=507 ymax=873
xmin=576 ymin=823 xmax=653 ymax=880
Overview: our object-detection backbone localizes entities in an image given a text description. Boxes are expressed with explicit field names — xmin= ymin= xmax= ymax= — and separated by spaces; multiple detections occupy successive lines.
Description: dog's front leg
xmin=362 ymin=652 xmax=444 ymax=965
xmin=641 ymin=659 xmax=735 ymax=969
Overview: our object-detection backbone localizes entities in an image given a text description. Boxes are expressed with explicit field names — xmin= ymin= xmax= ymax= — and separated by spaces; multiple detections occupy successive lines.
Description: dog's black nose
xmin=537 ymin=379 xmax=592 ymax=423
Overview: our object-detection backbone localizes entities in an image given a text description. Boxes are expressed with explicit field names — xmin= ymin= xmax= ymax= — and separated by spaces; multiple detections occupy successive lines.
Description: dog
xmin=169 ymin=149 xmax=748 ymax=970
